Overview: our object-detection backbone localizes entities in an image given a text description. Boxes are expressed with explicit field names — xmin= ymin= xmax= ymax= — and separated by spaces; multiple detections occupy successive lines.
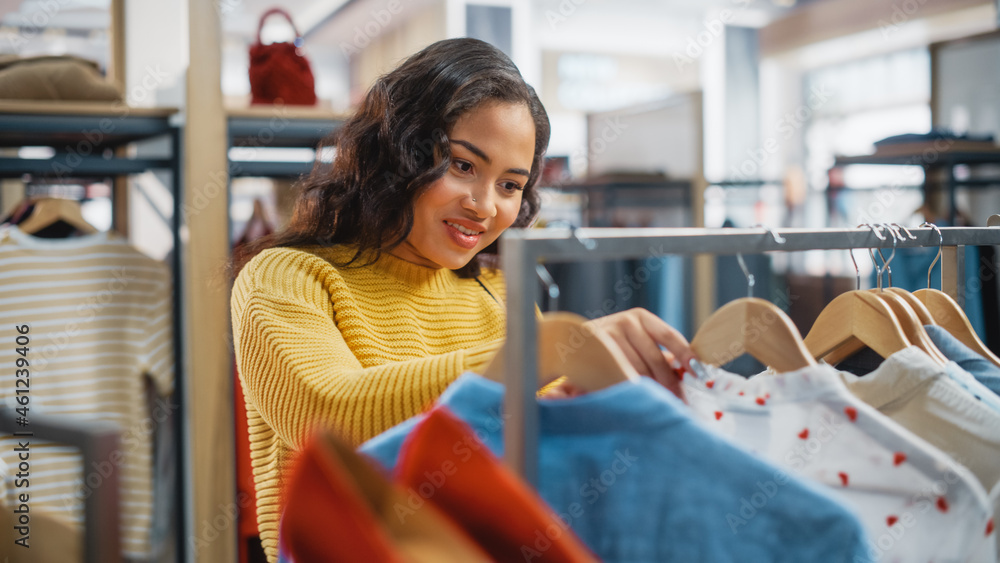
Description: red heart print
xmin=937 ymin=497 xmax=949 ymax=513
xmin=714 ymin=411 xmax=723 ymax=420
xmin=887 ymin=516 xmax=898 ymax=527
xmin=838 ymin=472 xmax=849 ymax=486
xmin=798 ymin=429 xmax=809 ymax=440
xmin=893 ymin=452 xmax=906 ymax=466
xmin=844 ymin=406 xmax=858 ymax=422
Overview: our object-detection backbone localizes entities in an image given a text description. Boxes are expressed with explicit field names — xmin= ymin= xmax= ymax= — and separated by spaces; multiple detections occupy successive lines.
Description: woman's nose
xmin=463 ymin=187 xmax=496 ymax=218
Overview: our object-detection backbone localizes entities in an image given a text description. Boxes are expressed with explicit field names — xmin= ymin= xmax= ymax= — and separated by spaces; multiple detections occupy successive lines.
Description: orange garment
xmin=395 ymin=407 xmax=598 ymax=562
xmin=280 ymin=430 xmax=490 ymax=562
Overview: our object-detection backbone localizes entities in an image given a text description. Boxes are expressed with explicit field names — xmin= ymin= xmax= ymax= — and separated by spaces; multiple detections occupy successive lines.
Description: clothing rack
xmin=498 ymin=224 xmax=1000 ymax=485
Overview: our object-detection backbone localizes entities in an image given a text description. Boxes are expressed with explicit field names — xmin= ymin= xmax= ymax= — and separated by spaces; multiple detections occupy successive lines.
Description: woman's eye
xmin=499 ymin=181 xmax=524 ymax=193
xmin=452 ymin=160 xmax=473 ymax=173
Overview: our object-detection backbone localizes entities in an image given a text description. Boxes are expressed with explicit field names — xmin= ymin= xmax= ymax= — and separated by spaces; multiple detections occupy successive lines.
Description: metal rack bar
xmin=499 ymin=225 xmax=1000 ymax=484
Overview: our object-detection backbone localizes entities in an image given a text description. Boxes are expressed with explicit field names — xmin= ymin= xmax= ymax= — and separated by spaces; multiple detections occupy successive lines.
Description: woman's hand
xmin=583 ymin=308 xmax=696 ymax=400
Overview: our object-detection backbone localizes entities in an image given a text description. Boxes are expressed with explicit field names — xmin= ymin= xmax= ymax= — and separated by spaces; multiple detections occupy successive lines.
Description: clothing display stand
xmin=0 ymin=100 xmax=181 ymax=563
xmin=498 ymin=224 xmax=1000 ymax=485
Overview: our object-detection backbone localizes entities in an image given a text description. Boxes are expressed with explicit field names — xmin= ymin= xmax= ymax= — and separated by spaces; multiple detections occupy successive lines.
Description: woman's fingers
xmin=601 ymin=321 xmax=654 ymax=378
xmin=620 ymin=312 xmax=676 ymax=382
xmin=586 ymin=308 xmax=695 ymax=401
xmin=636 ymin=308 xmax=696 ymax=369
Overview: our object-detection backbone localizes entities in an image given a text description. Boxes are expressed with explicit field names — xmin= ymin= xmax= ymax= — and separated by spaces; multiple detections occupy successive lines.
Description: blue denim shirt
xmin=926 ymin=324 xmax=1000 ymax=410
xmin=360 ymin=373 xmax=871 ymax=563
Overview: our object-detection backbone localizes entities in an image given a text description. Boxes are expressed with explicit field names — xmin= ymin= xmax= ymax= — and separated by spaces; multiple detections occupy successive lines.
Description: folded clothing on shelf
xmin=0 ymin=55 xmax=121 ymax=102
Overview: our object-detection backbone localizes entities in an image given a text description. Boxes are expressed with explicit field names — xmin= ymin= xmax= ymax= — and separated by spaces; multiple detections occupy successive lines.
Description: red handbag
xmin=248 ymin=8 xmax=317 ymax=106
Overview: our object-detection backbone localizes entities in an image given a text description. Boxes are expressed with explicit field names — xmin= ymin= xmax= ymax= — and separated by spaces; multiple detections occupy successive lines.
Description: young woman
xmin=229 ymin=37 xmax=694 ymax=561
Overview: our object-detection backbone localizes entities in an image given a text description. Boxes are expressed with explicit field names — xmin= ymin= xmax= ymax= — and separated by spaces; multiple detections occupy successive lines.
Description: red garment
xmin=281 ymin=431 xmax=492 ymax=562
xmin=233 ymin=364 xmax=264 ymax=563
xmin=396 ymin=408 xmax=599 ymax=562
xmin=281 ymin=435 xmax=403 ymax=562
xmin=233 ymin=207 xmax=274 ymax=563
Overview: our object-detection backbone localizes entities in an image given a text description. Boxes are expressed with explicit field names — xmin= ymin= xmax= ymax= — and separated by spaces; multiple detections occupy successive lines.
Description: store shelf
xmin=229 ymin=161 xmax=320 ymax=178
xmin=0 ymin=103 xmax=179 ymax=149
xmin=835 ymin=150 xmax=1000 ymax=167
xmin=832 ymin=145 xmax=1000 ymax=223
xmin=0 ymin=100 xmax=177 ymax=117
xmin=227 ymin=106 xmax=345 ymax=178
xmin=0 ymin=156 xmax=174 ymax=178
xmin=225 ymin=104 xmax=349 ymax=120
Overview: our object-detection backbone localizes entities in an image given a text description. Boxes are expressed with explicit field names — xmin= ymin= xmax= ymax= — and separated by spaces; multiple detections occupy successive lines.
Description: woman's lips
xmin=443 ymin=220 xmax=481 ymax=249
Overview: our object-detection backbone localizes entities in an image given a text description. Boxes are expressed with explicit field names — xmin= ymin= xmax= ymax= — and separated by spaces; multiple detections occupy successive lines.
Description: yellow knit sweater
xmin=230 ymin=244 xmax=507 ymax=562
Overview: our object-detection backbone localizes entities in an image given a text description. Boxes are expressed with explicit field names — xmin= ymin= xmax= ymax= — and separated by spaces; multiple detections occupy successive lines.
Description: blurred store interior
xmin=2 ymin=0 xmax=1000 ymax=561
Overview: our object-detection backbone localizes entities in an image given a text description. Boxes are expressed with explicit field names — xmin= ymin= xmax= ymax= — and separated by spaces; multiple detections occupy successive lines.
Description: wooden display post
xmin=184 ymin=1 xmax=237 ymax=562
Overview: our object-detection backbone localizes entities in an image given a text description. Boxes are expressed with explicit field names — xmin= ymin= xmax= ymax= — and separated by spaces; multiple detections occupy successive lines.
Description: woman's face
xmin=392 ymin=101 xmax=536 ymax=270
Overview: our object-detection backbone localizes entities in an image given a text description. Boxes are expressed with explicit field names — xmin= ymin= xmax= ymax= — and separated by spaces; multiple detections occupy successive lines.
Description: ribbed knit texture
xmin=230 ymin=244 xmax=506 ymax=563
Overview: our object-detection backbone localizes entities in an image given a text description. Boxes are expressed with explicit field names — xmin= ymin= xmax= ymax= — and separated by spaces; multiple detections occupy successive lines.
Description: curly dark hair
xmin=230 ymin=37 xmax=550 ymax=279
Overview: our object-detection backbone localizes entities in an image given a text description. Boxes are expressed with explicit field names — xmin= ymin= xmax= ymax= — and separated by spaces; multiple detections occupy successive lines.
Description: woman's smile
xmin=443 ymin=219 xmax=485 ymax=249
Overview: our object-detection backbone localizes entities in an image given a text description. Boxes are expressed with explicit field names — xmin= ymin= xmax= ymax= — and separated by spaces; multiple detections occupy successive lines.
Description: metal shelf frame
xmin=226 ymin=114 xmax=343 ymax=179
xmin=0 ymin=112 xmax=180 ymax=181
xmin=833 ymin=151 xmax=1000 ymax=224
xmin=0 ymin=108 xmax=183 ymax=563
xmin=499 ymin=225 xmax=1000 ymax=485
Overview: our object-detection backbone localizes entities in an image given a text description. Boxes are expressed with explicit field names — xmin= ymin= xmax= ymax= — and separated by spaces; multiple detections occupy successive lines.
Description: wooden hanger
xmin=867 ymin=231 xmax=947 ymax=365
xmin=821 ymin=287 xmax=941 ymax=366
xmin=16 ymin=197 xmax=98 ymax=235
xmin=691 ymin=297 xmax=816 ymax=372
xmin=804 ymin=233 xmax=912 ymax=362
xmin=886 ymin=287 xmax=935 ymax=325
xmin=691 ymin=229 xmax=816 ymax=372
xmin=482 ymin=311 xmax=640 ymax=393
xmin=804 ymin=290 xmax=912 ymax=363
xmin=821 ymin=224 xmax=945 ymax=366
xmin=914 ymin=222 xmax=1000 ymax=367
xmin=869 ymin=289 xmax=947 ymax=365
xmin=0 ymin=198 xmax=33 ymax=226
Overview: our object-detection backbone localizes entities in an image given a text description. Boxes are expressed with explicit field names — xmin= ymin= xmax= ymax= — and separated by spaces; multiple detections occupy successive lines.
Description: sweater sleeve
xmin=231 ymin=251 xmax=503 ymax=448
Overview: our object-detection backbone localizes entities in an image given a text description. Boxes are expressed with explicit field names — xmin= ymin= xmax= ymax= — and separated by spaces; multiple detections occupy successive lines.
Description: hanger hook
xmin=891 ymin=223 xmax=917 ymax=240
xmin=535 ymin=264 xmax=560 ymax=312
xmin=569 ymin=224 xmax=597 ymax=250
xmin=752 ymin=224 xmax=786 ymax=245
xmin=859 ymin=224 xmax=885 ymax=290
xmin=920 ymin=221 xmax=944 ymax=289
xmin=736 ymin=252 xmax=755 ymax=298
xmin=877 ymin=223 xmax=899 ymax=288
xmin=849 ymin=246 xmax=861 ymax=291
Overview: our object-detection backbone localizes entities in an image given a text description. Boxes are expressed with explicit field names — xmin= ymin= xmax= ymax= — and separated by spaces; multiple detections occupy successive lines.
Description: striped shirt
xmin=0 ymin=225 xmax=174 ymax=559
